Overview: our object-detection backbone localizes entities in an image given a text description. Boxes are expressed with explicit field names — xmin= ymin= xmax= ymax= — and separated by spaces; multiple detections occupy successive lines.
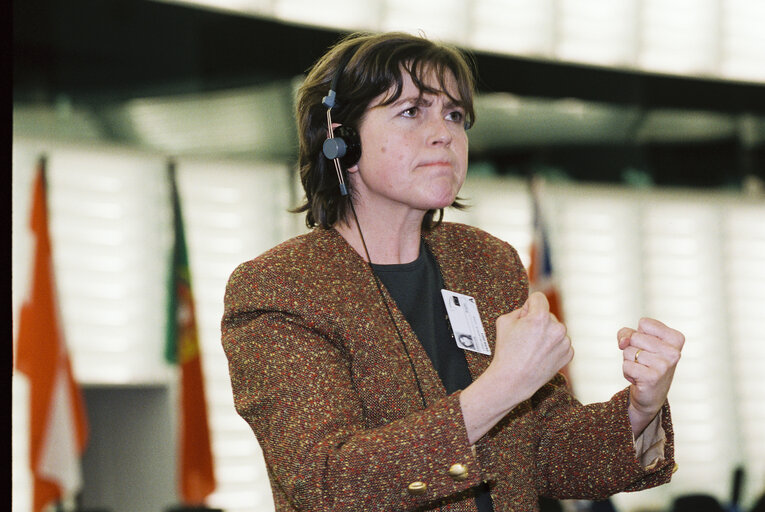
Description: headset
xmin=321 ymin=48 xmax=362 ymax=196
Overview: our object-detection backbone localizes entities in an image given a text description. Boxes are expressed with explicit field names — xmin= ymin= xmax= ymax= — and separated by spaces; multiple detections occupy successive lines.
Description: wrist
xmin=627 ymin=400 xmax=660 ymax=439
xmin=479 ymin=364 xmax=531 ymax=411
xmin=460 ymin=371 xmax=526 ymax=444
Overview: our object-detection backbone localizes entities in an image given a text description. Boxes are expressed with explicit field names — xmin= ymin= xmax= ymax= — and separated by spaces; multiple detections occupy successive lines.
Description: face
xmin=346 ymin=69 xmax=469 ymax=222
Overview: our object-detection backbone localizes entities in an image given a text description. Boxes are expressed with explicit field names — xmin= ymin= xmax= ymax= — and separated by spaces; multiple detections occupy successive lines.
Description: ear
xmin=346 ymin=162 xmax=360 ymax=174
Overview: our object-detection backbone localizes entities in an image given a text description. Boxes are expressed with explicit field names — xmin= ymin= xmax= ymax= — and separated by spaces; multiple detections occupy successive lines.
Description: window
xmin=13 ymin=140 xmax=765 ymax=511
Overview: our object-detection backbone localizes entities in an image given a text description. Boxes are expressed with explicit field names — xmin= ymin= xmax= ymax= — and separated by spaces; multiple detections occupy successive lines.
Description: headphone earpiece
xmin=322 ymin=125 xmax=361 ymax=169
xmin=321 ymin=45 xmax=363 ymax=196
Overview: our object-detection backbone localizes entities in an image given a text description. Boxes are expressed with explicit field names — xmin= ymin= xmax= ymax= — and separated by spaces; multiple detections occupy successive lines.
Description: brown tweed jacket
xmin=222 ymin=222 xmax=675 ymax=512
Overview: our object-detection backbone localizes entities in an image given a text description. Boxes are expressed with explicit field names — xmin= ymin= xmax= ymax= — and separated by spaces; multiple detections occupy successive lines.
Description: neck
xmin=334 ymin=201 xmax=425 ymax=265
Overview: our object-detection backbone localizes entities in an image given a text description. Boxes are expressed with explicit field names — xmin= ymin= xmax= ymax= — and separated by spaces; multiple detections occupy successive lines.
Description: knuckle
xmin=528 ymin=308 xmax=547 ymax=323
xmin=551 ymin=322 xmax=566 ymax=340
xmin=638 ymin=317 xmax=652 ymax=331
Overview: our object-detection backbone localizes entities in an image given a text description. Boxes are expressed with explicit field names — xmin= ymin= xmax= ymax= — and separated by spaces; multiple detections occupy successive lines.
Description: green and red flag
xmin=165 ymin=164 xmax=216 ymax=504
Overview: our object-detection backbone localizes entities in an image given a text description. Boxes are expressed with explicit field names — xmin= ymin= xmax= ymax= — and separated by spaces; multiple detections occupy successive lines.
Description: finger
xmin=630 ymin=332 xmax=678 ymax=354
xmin=622 ymin=356 xmax=658 ymax=382
xmin=622 ymin=364 xmax=637 ymax=386
xmin=553 ymin=336 xmax=574 ymax=371
xmin=625 ymin=331 xmax=661 ymax=350
xmin=624 ymin=346 xmax=651 ymax=366
xmin=497 ymin=309 xmax=522 ymax=334
xmin=627 ymin=331 xmax=680 ymax=363
xmin=517 ymin=299 xmax=530 ymax=318
xmin=564 ymin=338 xmax=574 ymax=365
xmin=633 ymin=332 xmax=683 ymax=370
xmin=617 ymin=327 xmax=637 ymax=350
xmin=505 ymin=307 xmax=524 ymax=320
xmin=526 ymin=291 xmax=550 ymax=315
xmin=509 ymin=296 xmax=532 ymax=318
xmin=637 ymin=317 xmax=667 ymax=334
xmin=622 ymin=355 xmax=643 ymax=383
xmin=638 ymin=318 xmax=685 ymax=349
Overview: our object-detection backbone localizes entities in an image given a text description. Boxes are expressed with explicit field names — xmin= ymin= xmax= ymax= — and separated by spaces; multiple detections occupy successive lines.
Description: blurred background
xmin=11 ymin=1 xmax=765 ymax=512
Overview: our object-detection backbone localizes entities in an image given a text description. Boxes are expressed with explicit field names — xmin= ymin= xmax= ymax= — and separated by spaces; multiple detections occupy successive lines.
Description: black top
xmin=372 ymin=240 xmax=494 ymax=512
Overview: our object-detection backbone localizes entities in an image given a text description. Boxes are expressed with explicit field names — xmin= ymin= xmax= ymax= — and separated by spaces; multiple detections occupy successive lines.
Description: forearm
xmin=535 ymin=385 xmax=675 ymax=499
xmin=459 ymin=367 xmax=530 ymax=444
xmin=250 ymin=393 xmax=484 ymax=511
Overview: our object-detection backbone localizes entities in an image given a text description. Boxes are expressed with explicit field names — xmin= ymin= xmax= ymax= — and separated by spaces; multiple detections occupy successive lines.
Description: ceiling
xmin=13 ymin=0 xmax=765 ymax=187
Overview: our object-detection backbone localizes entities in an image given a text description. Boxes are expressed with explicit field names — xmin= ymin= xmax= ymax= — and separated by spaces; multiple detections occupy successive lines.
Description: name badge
xmin=441 ymin=290 xmax=491 ymax=356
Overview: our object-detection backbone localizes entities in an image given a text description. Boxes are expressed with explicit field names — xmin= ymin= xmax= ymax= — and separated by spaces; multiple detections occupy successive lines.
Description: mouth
xmin=418 ymin=160 xmax=454 ymax=168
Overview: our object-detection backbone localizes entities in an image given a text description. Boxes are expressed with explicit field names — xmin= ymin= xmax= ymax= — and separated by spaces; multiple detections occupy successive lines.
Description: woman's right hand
xmin=460 ymin=292 xmax=573 ymax=443
xmin=490 ymin=291 xmax=573 ymax=406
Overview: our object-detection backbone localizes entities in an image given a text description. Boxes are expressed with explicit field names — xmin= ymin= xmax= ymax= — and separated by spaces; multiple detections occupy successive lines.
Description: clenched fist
xmin=491 ymin=291 xmax=574 ymax=404
xmin=460 ymin=292 xmax=574 ymax=443
xmin=618 ymin=318 xmax=685 ymax=437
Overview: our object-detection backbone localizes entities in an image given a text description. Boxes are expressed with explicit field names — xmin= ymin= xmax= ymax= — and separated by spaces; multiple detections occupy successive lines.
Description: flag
xmin=528 ymin=177 xmax=572 ymax=389
xmin=15 ymin=159 xmax=89 ymax=512
xmin=165 ymin=164 xmax=216 ymax=504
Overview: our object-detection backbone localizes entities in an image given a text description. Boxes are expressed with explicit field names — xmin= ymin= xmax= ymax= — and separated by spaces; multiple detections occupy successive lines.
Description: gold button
xmin=407 ymin=481 xmax=427 ymax=495
xmin=672 ymin=463 xmax=679 ymax=474
xmin=448 ymin=463 xmax=469 ymax=481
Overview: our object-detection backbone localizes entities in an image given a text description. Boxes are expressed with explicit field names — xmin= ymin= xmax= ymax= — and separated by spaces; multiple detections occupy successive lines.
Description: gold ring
xmin=634 ymin=349 xmax=643 ymax=363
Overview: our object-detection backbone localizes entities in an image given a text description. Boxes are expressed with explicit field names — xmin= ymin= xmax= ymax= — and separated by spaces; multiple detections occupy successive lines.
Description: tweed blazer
xmin=222 ymin=222 xmax=675 ymax=512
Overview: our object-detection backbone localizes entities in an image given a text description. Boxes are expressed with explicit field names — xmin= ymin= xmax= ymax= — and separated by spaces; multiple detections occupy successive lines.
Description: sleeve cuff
xmin=633 ymin=411 xmax=666 ymax=470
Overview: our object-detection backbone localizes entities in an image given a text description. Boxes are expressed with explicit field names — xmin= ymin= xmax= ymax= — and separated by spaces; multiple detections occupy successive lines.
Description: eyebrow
xmin=388 ymin=96 xmax=433 ymax=109
xmin=387 ymin=95 xmax=463 ymax=110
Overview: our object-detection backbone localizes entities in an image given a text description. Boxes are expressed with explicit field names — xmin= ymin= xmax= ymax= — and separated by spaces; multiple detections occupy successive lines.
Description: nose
xmin=427 ymin=114 xmax=452 ymax=146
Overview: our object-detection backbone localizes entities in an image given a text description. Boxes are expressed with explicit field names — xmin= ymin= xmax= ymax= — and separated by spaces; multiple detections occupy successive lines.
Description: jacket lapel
xmin=424 ymin=227 xmax=496 ymax=381
xmin=317 ymin=228 xmax=448 ymax=407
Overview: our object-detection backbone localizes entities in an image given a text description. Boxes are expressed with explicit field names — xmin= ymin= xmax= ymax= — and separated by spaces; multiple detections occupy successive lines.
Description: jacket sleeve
xmin=532 ymin=374 xmax=675 ymax=500
xmin=222 ymin=265 xmax=485 ymax=511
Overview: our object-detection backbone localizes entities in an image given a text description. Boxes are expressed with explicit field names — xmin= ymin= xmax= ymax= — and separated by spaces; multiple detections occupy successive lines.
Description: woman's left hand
xmin=618 ymin=318 xmax=685 ymax=437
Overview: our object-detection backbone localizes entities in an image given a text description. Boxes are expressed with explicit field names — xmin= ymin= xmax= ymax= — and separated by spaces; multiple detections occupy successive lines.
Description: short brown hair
xmin=293 ymin=32 xmax=476 ymax=229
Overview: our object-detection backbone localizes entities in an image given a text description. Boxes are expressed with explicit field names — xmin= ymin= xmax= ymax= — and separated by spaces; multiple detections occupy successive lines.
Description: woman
xmin=222 ymin=32 xmax=684 ymax=511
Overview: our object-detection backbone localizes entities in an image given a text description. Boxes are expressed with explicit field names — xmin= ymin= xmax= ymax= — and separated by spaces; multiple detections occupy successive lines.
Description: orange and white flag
xmin=15 ymin=160 xmax=89 ymax=512
xmin=528 ymin=177 xmax=572 ymax=390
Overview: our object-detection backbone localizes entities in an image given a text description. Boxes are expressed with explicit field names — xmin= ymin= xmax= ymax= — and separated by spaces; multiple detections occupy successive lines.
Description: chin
xmin=437 ymin=187 xmax=462 ymax=207
xmin=414 ymin=179 xmax=462 ymax=211
xmin=428 ymin=194 xmax=459 ymax=210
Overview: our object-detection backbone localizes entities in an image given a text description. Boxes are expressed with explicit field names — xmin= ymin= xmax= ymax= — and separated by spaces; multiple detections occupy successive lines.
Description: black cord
xmin=347 ymin=199 xmax=429 ymax=410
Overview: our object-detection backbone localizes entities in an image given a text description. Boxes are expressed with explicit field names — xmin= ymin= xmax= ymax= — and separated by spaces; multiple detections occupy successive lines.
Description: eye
xmin=446 ymin=110 xmax=464 ymax=123
xmin=401 ymin=106 xmax=419 ymax=118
